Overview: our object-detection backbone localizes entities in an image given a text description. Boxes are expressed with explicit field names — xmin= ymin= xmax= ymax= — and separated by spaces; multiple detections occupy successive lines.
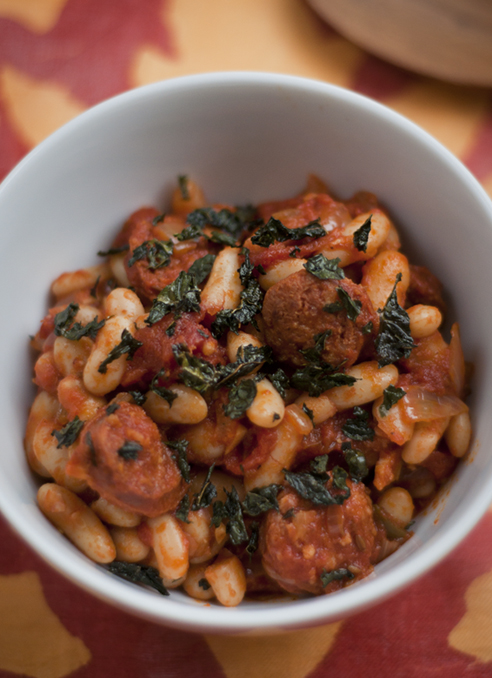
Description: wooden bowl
xmin=308 ymin=0 xmax=492 ymax=85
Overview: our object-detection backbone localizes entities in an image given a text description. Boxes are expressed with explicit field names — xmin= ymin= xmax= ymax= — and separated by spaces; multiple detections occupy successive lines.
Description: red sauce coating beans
xmin=27 ymin=175 xmax=472 ymax=605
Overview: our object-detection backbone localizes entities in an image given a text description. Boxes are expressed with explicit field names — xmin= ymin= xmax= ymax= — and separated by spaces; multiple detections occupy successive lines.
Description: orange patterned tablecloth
xmin=1 ymin=2 xmax=492 ymax=677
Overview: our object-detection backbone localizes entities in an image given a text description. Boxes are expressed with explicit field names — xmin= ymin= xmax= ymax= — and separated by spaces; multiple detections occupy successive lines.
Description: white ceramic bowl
xmin=1 ymin=72 xmax=491 ymax=634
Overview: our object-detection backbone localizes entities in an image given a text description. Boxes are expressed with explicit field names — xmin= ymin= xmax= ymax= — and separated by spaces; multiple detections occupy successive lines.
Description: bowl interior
xmin=1 ymin=72 xmax=491 ymax=632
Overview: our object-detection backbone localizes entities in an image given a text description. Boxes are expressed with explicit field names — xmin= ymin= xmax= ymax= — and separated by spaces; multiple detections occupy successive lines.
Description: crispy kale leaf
xmin=250 ymin=217 xmax=325 ymax=247
xmin=304 ymin=254 xmax=345 ymax=280
xmin=353 ymin=215 xmax=372 ymax=252
xmin=97 ymin=328 xmax=143 ymax=374
xmin=51 ymin=416 xmax=84 ymax=449
xmin=375 ymin=273 xmax=416 ymax=366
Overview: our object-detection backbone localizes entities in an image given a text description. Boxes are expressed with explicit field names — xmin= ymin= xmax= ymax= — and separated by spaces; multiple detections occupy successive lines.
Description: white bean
xmin=378 ymin=487 xmax=414 ymax=526
xmin=90 ymin=497 xmax=141 ymax=527
xmin=38 ymin=483 xmax=116 ymax=563
xmin=25 ymin=391 xmax=60 ymax=477
xmin=407 ymin=305 xmax=442 ymax=339
xmin=83 ymin=315 xmax=132 ymax=396
xmin=143 ymin=386 xmax=208 ymax=425
xmin=33 ymin=420 xmax=87 ymax=493
xmin=109 ymin=253 xmax=130 ymax=288
xmin=57 ymin=375 xmax=106 ymax=419
xmin=246 ymin=378 xmax=285 ymax=428
xmin=402 ymin=417 xmax=450 ymax=464
xmin=110 ymin=527 xmax=150 ymax=563
xmin=259 ymin=258 xmax=306 ymax=290
xmin=51 ymin=264 xmax=110 ymax=299
xmin=201 ymin=247 xmax=242 ymax=314
xmin=147 ymin=514 xmax=189 ymax=583
xmin=104 ymin=287 xmax=144 ymax=320
xmin=361 ymin=250 xmax=410 ymax=312
xmin=294 ymin=393 xmax=336 ymax=425
xmin=183 ymin=564 xmax=215 ymax=601
xmin=205 ymin=551 xmax=247 ymax=607
xmin=326 ymin=362 xmax=399 ymax=410
xmin=53 ymin=336 xmax=92 ymax=377
xmin=226 ymin=331 xmax=263 ymax=363
xmin=445 ymin=411 xmax=471 ymax=458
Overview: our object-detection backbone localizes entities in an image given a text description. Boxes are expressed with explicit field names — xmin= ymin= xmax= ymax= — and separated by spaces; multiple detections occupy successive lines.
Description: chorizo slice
xmin=262 ymin=270 xmax=378 ymax=368
xmin=66 ymin=401 xmax=184 ymax=517
xmin=260 ymin=480 xmax=377 ymax=595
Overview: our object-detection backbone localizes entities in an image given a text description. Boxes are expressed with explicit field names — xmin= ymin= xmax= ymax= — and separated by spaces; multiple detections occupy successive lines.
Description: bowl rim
xmin=1 ymin=70 xmax=492 ymax=632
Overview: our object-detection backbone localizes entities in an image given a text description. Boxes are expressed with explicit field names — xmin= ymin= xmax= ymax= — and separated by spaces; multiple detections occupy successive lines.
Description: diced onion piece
xmin=402 ymin=387 xmax=467 ymax=422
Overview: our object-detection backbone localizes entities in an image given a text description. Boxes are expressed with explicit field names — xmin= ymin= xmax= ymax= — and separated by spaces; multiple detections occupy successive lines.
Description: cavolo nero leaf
xmin=242 ymin=484 xmax=282 ymax=516
xmin=107 ymin=562 xmax=169 ymax=596
xmin=149 ymin=369 xmax=178 ymax=407
xmin=375 ymin=273 xmax=416 ymax=367
xmin=98 ymin=329 xmax=143 ymax=374
xmin=145 ymin=253 xmax=216 ymax=326
xmin=51 ymin=416 xmax=84 ymax=449
xmin=53 ymin=302 xmax=105 ymax=341
xmin=223 ymin=379 xmax=257 ymax=419
xmin=211 ymin=249 xmax=264 ymax=337
xmin=304 ymin=254 xmax=345 ymax=281
xmin=342 ymin=406 xmax=374 ymax=441
xmin=379 ymin=384 xmax=406 ymax=417
xmin=127 ymin=239 xmax=174 ymax=270
xmin=250 ymin=217 xmax=325 ymax=247
xmin=167 ymin=439 xmax=191 ymax=483
xmin=283 ymin=469 xmax=349 ymax=506
xmin=290 ymin=364 xmax=356 ymax=398
xmin=341 ymin=442 xmax=368 ymax=482
xmin=320 ymin=568 xmax=354 ymax=588
xmin=172 ymin=344 xmax=217 ymax=394
xmin=353 ymin=215 xmax=372 ymax=253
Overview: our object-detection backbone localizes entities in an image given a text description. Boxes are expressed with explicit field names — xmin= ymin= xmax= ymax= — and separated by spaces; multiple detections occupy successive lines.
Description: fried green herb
xmin=211 ymin=249 xmax=264 ymax=337
xmin=342 ymin=442 xmax=368 ymax=481
xmin=224 ymin=486 xmax=249 ymax=545
xmin=53 ymin=300 xmax=105 ymax=341
xmin=149 ymin=369 xmax=177 ymax=407
xmin=379 ymin=384 xmax=406 ymax=417
xmin=192 ymin=465 xmax=217 ymax=510
xmin=145 ymin=254 xmax=216 ymax=326
xmin=97 ymin=244 xmax=129 ymax=257
xmin=242 ymin=484 xmax=281 ymax=516
xmin=187 ymin=253 xmax=216 ymax=284
xmin=175 ymin=495 xmax=191 ymax=523
xmin=302 ymin=403 xmax=315 ymax=423
xmin=106 ymin=403 xmax=120 ymax=415
xmin=186 ymin=206 xmax=250 ymax=240
xmin=336 ymin=287 xmax=362 ymax=321
xmin=268 ymin=367 xmax=289 ymax=399
xmin=172 ymin=344 xmax=217 ymax=394
xmin=210 ymin=500 xmax=227 ymax=528
xmin=291 ymin=364 xmax=356 ymax=398
xmin=361 ymin=321 xmax=374 ymax=335
xmin=127 ymin=239 xmax=174 ymax=270
xmin=310 ymin=454 xmax=329 ymax=478
xmin=167 ymin=439 xmax=191 ymax=483
xmin=321 ymin=568 xmax=354 ymax=588
xmin=223 ymin=379 xmax=257 ymax=419
xmin=331 ymin=466 xmax=350 ymax=498
xmin=175 ymin=223 xmax=203 ymax=241
xmin=207 ymin=231 xmax=238 ymax=247
xmin=129 ymin=390 xmax=147 ymax=406
xmin=324 ymin=301 xmax=343 ymax=314
xmin=97 ymin=328 xmax=143 ymax=373
xmin=86 ymin=432 xmax=97 ymax=466
xmin=250 ymin=217 xmax=325 ymax=247
xmin=353 ymin=215 xmax=372 ymax=252
xmin=304 ymin=254 xmax=345 ymax=280
xmin=152 ymin=213 xmax=166 ymax=226
xmin=108 ymin=561 xmax=169 ymax=595
xmin=117 ymin=440 xmax=142 ymax=461
xmin=289 ymin=246 xmax=301 ymax=258
xmin=375 ymin=273 xmax=416 ymax=367
xmin=215 ymin=344 xmax=272 ymax=388
xmin=283 ymin=469 xmax=349 ymax=506
xmin=299 ymin=330 xmax=331 ymax=364
xmin=342 ymin=406 xmax=374 ymax=441
xmin=245 ymin=521 xmax=260 ymax=558
xmin=51 ymin=416 xmax=84 ymax=449
xmin=198 ymin=578 xmax=211 ymax=591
